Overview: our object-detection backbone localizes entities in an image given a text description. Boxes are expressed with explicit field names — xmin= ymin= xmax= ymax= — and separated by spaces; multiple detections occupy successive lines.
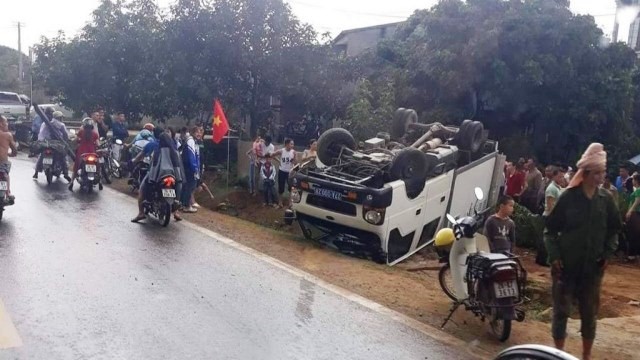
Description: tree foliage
xmin=33 ymin=0 xmax=353 ymax=131
xmin=361 ymin=0 xmax=640 ymax=165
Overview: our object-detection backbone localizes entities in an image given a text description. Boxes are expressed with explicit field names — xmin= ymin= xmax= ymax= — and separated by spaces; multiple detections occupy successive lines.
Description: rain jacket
xmin=181 ymin=135 xmax=200 ymax=180
xmin=147 ymin=133 xmax=184 ymax=185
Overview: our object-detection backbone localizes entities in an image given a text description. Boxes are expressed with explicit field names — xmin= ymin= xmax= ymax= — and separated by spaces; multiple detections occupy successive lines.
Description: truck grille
xmin=306 ymin=194 xmax=357 ymax=216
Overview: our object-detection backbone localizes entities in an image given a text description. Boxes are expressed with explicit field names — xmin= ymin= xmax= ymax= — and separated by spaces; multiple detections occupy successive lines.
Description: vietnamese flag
xmin=212 ymin=99 xmax=229 ymax=144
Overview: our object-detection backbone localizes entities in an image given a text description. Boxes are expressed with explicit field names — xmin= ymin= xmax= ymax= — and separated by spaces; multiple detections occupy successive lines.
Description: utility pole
xmin=17 ymin=22 xmax=23 ymax=85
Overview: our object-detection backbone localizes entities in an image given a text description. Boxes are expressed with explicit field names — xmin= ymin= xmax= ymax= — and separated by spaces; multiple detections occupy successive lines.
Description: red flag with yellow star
xmin=212 ymin=99 xmax=229 ymax=144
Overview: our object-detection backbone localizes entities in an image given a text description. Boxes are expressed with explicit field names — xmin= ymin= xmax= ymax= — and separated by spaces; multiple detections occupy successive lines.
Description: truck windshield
xmin=0 ymin=93 xmax=22 ymax=105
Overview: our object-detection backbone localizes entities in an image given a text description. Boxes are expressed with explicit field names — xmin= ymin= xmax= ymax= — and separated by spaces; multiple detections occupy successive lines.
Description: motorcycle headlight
xmin=290 ymin=189 xmax=302 ymax=203
xmin=363 ymin=208 xmax=385 ymax=225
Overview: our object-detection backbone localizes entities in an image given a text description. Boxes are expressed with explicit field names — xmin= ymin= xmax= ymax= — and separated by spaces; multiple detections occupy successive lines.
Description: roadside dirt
xmin=110 ymin=178 xmax=640 ymax=359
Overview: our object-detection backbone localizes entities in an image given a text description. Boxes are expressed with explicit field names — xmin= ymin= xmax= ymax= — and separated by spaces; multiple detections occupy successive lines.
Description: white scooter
xmin=436 ymin=188 xmax=526 ymax=342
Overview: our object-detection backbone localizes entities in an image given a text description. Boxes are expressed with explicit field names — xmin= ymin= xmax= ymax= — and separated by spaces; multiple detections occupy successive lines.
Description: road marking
xmin=106 ymin=185 xmax=489 ymax=358
xmin=0 ymin=298 xmax=22 ymax=349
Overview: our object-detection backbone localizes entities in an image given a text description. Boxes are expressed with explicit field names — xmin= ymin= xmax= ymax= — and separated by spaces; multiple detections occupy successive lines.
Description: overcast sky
xmin=0 ymin=0 xmax=618 ymax=54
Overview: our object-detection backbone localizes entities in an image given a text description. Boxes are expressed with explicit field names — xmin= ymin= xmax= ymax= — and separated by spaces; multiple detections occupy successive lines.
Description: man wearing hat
xmin=33 ymin=111 xmax=71 ymax=182
xmin=545 ymin=143 xmax=621 ymax=360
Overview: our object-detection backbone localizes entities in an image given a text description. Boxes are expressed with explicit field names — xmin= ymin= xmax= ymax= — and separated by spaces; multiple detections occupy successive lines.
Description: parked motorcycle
xmin=143 ymin=175 xmax=178 ymax=226
xmin=98 ymin=137 xmax=123 ymax=183
xmin=435 ymin=187 xmax=527 ymax=342
xmin=75 ymin=152 xmax=103 ymax=193
xmin=0 ymin=170 xmax=14 ymax=222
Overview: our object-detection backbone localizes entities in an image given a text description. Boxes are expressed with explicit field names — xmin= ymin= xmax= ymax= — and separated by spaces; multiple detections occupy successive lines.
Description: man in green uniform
xmin=545 ymin=143 xmax=621 ymax=360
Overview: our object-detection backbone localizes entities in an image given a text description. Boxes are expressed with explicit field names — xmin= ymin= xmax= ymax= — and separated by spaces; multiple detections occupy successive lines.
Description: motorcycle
xmin=98 ymin=137 xmax=123 ymax=183
xmin=0 ymin=170 xmax=14 ymax=222
xmin=75 ymin=152 xmax=103 ymax=193
xmin=436 ymin=187 xmax=527 ymax=342
xmin=143 ymin=175 xmax=178 ymax=227
xmin=39 ymin=142 xmax=68 ymax=185
xmin=127 ymin=155 xmax=151 ymax=192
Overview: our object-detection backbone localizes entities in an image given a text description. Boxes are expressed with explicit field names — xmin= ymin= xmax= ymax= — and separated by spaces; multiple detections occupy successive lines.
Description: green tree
xmin=364 ymin=0 xmax=640 ymax=164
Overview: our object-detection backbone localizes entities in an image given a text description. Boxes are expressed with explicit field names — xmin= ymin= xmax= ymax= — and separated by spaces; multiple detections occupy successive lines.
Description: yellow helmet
xmin=434 ymin=228 xmax=455 ymax=248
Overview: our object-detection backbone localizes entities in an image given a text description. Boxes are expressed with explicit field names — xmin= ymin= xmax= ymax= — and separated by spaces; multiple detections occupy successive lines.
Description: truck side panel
xmin=447 ymin=153 xmax=498 ymax=219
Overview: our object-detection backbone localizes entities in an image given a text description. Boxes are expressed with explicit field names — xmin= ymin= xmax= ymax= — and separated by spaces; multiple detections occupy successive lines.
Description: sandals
xmin=131 ymin=215 xmax=146 ymax=223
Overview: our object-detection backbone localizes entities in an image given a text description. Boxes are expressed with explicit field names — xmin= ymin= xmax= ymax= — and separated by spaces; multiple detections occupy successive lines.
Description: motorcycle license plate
xmin=0 ymin=182 xmax=7 ymax=191
xmin=99 ymin=157 xmax=105 ymax=163
xmin=43 ymin=157 xmax=53 ymax=165
xmin=494 ymin=280 xmax=518 ymax=299
xmin=85 ymin=165 xmax=97 ymax=172
xmin=162 ymin=189 xmax=176 ymax=198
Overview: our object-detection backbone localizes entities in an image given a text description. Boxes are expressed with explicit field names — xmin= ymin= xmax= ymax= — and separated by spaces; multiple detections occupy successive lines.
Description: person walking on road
xmin=545 ymin=143 xmax=621 ymax=360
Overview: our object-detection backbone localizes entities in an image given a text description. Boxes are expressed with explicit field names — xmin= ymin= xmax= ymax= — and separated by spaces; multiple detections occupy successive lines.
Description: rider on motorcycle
xmin=68 ymin=118 xmax=100 ymax=192
xmin=33 ymin=111 xmax=71 ymax=182
xmin=0 ymin=115 xmax=18 ymax=202
xmin=131 ymin=127 xmax=183 ymax=223
xmin=31 ymin=106 xmax=55 ymax=142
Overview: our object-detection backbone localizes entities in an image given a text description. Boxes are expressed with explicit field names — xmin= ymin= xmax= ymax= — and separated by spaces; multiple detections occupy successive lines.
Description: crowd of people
xmin=246 ymin=135 xmax=318 ymax=208
xmin=502 ymin=155 xmax=640 ymax=266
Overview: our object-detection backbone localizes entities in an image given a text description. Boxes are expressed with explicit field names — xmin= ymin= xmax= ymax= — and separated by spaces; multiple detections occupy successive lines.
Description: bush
xmin=512 ymin=203 xmax=544 ymax=249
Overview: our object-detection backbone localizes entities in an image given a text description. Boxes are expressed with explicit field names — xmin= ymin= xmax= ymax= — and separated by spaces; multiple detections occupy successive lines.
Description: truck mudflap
xmin=294 ymin=212 xmax=387 ymax=263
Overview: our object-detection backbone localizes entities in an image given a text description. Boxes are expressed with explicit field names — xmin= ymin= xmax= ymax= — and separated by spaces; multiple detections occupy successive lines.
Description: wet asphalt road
xmin=0 ymin=155 xmax=471 ymax=360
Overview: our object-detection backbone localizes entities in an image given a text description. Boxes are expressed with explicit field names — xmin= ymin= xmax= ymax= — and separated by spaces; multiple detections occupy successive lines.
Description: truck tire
xmin=317 ymin=128 xmax=357 ymax=166
xmin=390 ymin=108 xmax=417 ymax=140
xmin=389 ymin=148 xmax=430 ymax=198
xmin=455 ymin=120 xmax=484 ymax=153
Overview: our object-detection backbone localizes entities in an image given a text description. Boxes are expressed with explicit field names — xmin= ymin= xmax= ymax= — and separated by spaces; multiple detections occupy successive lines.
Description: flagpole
xmin=227 ymin=130 xmax=231 ymax=189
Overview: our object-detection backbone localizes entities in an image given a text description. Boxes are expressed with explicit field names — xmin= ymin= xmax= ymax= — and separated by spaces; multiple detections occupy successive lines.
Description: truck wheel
xmin=317 ymin=128 xmax=356 ymax=165
xmin=455 ymin=120 xmax=484 ymax=153
xmin=390 ymin=108 xmax=417 ymax=140
xmin=389 ymin=148 xmax=430 ymax=182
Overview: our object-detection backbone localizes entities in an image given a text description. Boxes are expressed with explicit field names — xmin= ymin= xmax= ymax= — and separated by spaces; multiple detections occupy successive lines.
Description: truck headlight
xmin=363 ymin=207 xmax=385 ymax=225
xmin=290 ymin=189 xmax=302 ymax=203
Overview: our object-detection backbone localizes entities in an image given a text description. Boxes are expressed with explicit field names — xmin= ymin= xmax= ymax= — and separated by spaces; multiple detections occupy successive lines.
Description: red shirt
xmin=506 ymin=171 xmax=526 ymax=197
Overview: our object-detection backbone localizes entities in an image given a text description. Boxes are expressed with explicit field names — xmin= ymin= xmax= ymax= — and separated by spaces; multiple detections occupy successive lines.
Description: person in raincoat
xmin=131 ymin=128 xmax=184 ymax=223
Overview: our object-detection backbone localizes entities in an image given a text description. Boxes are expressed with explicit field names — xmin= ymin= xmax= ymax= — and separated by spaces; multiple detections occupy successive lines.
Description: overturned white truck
xmin=284 ymin=108 xmax=505 ymax=265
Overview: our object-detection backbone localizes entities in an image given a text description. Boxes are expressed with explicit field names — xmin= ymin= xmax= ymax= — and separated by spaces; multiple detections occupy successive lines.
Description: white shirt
xmin=279 ymin=148 xmax=296 ymax=172
xmin=260 ymin=143 xmax=275 ymax=164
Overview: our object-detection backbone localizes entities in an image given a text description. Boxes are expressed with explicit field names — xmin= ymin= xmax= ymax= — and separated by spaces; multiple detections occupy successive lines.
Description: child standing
xmin=260 ymin=155 xmax=278 ymax=207
xmin=484 ymin=195 xmax=517 ymax=253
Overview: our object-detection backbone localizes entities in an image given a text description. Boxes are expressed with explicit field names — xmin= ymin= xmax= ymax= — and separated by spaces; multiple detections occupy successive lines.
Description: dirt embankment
xmin=111 ymin=178 xmax=640 ymax=360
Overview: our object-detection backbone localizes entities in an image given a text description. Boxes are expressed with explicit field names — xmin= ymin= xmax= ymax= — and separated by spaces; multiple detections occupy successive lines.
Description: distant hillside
xmin=0 ymin=45 xmax=31 ymax=93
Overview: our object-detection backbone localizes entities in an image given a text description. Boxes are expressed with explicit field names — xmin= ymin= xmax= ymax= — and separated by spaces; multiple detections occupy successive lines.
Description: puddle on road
xmin=295 ymin=278 xmax=315 ymax=326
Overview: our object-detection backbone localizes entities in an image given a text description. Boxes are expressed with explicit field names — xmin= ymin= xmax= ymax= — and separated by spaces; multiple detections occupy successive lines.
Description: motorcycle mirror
xmin=446 ymin=213 xmax=457 ymax=224
xmin=115 ymin=139 xmax=123 ymax=145
xmin=474 ymin=187 xmax=484 ymax=201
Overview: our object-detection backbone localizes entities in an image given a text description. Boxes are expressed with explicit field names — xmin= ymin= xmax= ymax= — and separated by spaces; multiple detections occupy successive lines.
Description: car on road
xmin=0 ymin=91 xmax=29 ymax=130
